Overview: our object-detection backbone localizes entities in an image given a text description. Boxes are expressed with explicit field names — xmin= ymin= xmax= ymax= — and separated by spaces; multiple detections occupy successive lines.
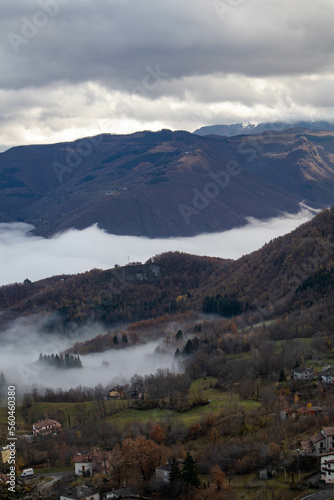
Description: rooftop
xmin=294 ymin=366 xmax=313 ymax=373
xmin=61 ymin=485 xmax=98 ymax=499
xmin=322 ymin=427 xmax=334 ymax=436
xmin=156 ymin=464 xmax=172 ymax=472
xmin=73 ymin=454 xmax=91 ymax=464
xmin=33 ymin=419 xmax=61 ymax=429
xmin=310 ymin=433 xmax=325 ymax=443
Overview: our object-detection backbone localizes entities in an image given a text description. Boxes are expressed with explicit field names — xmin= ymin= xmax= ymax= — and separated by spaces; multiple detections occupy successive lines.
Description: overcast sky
xmin=1 ymin=0 xmax=334 ymax=149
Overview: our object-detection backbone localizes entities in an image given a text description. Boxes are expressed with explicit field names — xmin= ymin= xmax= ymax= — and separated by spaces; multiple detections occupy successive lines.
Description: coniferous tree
xmin=182 ymin=452 xmax=201 ymax=489
xmin=168 ymin=458 xmax=184 ymax=496
xmin=176 ymin=329 xmax=183 ymax=341
xmin=279 ymin=369 xmax=286 ymax=382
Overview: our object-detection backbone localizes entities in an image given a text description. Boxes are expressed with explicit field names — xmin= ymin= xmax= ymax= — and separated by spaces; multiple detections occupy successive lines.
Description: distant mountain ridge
xmin=1 ymin=128 xmax=334 ymax=237
xmin=194 ymin=121 xmax=334 ymax=137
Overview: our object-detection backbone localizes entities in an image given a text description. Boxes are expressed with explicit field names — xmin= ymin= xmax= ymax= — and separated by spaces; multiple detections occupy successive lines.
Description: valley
xmin=1 ymin=205 xmax=334 ymax=498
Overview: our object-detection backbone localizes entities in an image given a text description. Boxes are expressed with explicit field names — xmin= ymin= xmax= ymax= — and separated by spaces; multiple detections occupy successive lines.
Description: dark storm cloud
xmin=2 ymin=0 xmax=334 ymax=91
xmin=1 ymin=0 xmax=334 ymax=146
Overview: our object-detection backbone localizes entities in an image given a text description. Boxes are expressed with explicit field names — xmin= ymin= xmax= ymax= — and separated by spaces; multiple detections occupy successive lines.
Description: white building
xmin=301 ymin=427 xmax=334 ymax=456
xmin=293 ymin=367 xmax=314 ymax=381
xmin=321 ymin=453 xmax=334 ymax=483
xmin=73 ymin=454 xmax=93 ymax=476
xmin=321 ymin=368 xmax=334 ymax=384
xmin=156 ymin=464 xmax=172 ymax=484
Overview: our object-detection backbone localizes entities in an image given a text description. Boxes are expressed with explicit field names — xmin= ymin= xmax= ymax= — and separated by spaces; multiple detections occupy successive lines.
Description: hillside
xmin=2 ymin=128 xmax=334 ymax=237
xmin=0 ymin=253 xmax=226 ymax=327
xmin=1 ymin=207 xmax=334 ymax=333
xmin=201 ymin=206 xmax=334 ymax=311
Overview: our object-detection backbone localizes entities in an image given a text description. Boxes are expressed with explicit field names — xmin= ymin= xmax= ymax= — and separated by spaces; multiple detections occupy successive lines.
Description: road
xmin=301 ymin=491 xmax=334 ymax=500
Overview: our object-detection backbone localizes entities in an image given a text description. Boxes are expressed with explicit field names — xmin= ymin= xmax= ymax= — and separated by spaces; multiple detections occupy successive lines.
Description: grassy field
xmin=105 ymin=377 xmax=260 ymax=428
xmin=0 ymin=377 xmax=261 ymax=433
xmin=225 ymin=472 xmax=314 ymax=500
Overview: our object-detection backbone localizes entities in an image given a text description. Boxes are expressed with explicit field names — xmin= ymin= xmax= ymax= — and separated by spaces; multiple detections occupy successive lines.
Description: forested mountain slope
xmin=1 ymin=207 xmax=334 ymax=334
xmin=2 ymin=128 xmax=334 ymax=237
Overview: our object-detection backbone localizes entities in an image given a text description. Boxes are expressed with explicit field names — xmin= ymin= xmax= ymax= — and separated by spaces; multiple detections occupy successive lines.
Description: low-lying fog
xmin=0 ymin=316 xmax=176 ymax=393
xmin=0 ymin=206 xmax=317 ymax=286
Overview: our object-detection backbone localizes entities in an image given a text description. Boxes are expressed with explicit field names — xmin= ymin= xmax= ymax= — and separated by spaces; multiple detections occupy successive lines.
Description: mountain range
xmin=193 ymin=120 xmax=334 ymax=137
xmin=1 ymin=127 xmax=334 ymax=237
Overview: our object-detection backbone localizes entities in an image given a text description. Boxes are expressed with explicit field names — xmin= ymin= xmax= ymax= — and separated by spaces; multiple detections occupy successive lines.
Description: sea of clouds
xmin=0 ymin=206 xmax=317 ymax=286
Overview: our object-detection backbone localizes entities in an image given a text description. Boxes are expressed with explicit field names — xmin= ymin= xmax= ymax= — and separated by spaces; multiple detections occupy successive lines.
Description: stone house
xmin=293 ymin=367 xmax=314 ymax=381
xmin=301 ymin=427 xmax=334 ymax=456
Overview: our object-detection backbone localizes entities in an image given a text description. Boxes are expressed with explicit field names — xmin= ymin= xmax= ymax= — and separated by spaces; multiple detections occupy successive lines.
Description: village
xmin=2 ymin=362 xmax=334 ymax=499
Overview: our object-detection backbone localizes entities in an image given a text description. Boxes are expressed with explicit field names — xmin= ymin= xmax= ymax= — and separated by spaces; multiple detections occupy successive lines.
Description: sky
xmin=0 ymin=207 xmax=315 ymax=286
xmin=1 ymin=0 xmax=334 ymax=149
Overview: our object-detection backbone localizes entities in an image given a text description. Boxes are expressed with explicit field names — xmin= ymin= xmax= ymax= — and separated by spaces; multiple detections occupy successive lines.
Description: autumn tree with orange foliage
xmin=111 ymin=436 xmax=164 ymax=482
xmin=149 ymin=424 xmax=166 ymax=443
xmin=210 ymin=465 xmax=225 ymax=490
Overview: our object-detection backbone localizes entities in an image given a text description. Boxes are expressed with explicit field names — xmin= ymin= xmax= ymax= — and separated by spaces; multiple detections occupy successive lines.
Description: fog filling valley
xmin=0 ymin=315 xmax=176 ymax=393
xmin=0 ymin=205 xmax=317 ymax=286
xmin=0 ymin=206 xmax=318 ymax=395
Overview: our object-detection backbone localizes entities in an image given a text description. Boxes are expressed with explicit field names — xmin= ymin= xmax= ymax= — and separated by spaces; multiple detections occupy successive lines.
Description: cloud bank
xmin=0 ymin=207 xmax=315 ymax=286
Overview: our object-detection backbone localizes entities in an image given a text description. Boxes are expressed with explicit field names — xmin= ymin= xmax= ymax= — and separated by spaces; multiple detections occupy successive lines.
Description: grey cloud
xmin=1 ymin=0 xmax=334 ymax=146
xmin=2 ymin=0 xmax=334 ymax=93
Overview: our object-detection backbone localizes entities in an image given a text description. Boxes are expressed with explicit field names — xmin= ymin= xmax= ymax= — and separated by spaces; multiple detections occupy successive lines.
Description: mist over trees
xmin=37 ymin=353 xmax=82 ymax=369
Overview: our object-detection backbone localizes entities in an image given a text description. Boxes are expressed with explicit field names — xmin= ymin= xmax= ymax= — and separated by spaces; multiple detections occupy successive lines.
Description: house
xmin=32 ymin=419 xmax=61 ymax=437
xmin=104 ymin=488 xmax=134 ymax=499
xmin=60 ymin=485 xmax=99 ymax=500
xmin=129 ymin=388 xmax=143 ymax=399
xmin=259 ymin=469 xmax=270 ymax=480
xmin=321 ymin=452 xmax=334 ymax=483
xmin=107 ymin=386 xmax=124 ymax=399
xmin=322 ymin=368 xmax=334 ymax=384
xmin=280 ymin=408 xmax=297 ymax=421
xmin=73 ymin=454 xmax=93 ymax=476
xmin=73 ymin=450 xmax=112 ymax=476
xmin=280 ymin=405 xmax=325 ymax=421
xmin=293 ymin=367 xmax=314 ymax=381
xmin=301 ymin=427 xmax=334 ymax=456
xmin=0 ymin=446 xmax=11 ymax=464
xmin=156 ymin=464 xmax=172 ymax=484
xmin=297 ymin=406 xmax=325 ymax=416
